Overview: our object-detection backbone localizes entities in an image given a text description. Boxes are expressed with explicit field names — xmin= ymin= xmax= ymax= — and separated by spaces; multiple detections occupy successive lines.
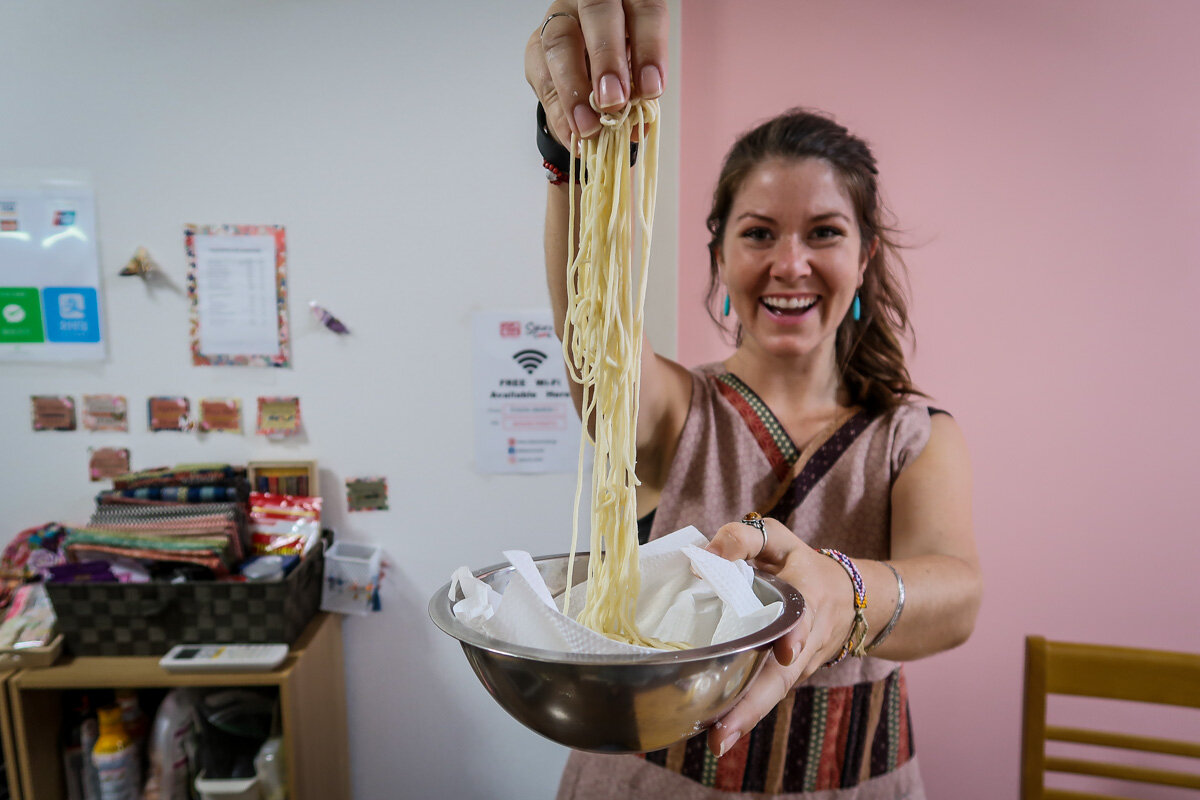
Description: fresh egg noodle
xmin=561 ymin=97 xmax=665 ymax=648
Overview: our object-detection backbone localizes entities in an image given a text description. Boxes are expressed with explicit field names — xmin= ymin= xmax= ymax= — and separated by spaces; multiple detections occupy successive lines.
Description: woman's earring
xmin=852 ymin=292 xmax=861 ymax=322
xmin=723 ymin=294 xmax=731 ymax=317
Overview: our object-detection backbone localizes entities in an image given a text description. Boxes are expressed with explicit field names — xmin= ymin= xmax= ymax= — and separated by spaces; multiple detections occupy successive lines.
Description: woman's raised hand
xmin=703 ymin=517 xmax=860 ymax=757
xmin=525 ymin=0 xmax=668 ymax=147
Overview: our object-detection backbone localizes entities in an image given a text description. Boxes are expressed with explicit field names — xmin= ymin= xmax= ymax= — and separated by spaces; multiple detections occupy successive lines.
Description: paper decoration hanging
xmin=199 ymin=398 xmax=242 ymax=433
xmin=148 ymin=396 xmax=191 ymax=432
xmin=89 ymin=447 xmax=130 ymax=481
xmin=256 ymin=396 xmax=301 ymax=437
xmin=346 ymin=477 xmax=388 ymax=512
xmin=119 ymin=246 xmax=159 ymax=278
xmin=186 ymin=224 xmax=290 ymax=367
xmin=82 ymin=394 xmax=128 ymax=431
xmin=31 ymin=396 xmax=76 ymax=431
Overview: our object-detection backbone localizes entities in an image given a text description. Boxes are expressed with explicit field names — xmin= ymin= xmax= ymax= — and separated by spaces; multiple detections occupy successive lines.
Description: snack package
xmin=248 ymin=493 xmax=322 ymax=557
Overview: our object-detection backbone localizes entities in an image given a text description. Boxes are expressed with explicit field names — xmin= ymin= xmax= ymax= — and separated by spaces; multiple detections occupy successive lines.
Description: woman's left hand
xmin=703 ymin=516 xmax=858 ymax=757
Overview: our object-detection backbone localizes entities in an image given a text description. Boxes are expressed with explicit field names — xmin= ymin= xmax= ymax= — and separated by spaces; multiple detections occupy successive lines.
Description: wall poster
xmin=186 ymin=224 xmax=290 ymax=367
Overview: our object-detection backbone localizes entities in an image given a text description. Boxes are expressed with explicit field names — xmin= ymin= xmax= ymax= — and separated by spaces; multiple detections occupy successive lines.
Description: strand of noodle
xmin=559 ymin=98 xmax=669 ymax=647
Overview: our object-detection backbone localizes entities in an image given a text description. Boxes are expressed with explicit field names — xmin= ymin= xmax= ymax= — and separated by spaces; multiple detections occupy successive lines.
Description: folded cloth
xmin=450 ymin=527 xmax=782 ymax=656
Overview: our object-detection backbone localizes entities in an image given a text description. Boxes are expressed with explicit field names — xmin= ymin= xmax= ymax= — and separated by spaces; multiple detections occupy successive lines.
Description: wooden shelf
xmin=6 ymin=613 xmax=349 ymax=800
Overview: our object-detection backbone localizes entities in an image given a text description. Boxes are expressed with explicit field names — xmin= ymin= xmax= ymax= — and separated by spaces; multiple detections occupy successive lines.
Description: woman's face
xmin=717 ymin=157 xmax=869 ymax=363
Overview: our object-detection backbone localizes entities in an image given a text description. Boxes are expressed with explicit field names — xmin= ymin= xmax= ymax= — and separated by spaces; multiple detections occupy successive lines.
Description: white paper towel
xmin=449 ymin=526 xmax=783 ymax=654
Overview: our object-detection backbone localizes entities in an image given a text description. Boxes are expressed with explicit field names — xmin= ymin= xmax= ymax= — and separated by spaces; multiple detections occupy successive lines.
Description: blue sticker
xmin=42 ymin=287 xmax=100 ymax=343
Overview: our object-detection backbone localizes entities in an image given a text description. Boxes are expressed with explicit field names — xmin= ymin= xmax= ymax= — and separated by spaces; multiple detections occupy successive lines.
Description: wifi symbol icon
xmin=513 ymin=348 xmax=548 ymax=374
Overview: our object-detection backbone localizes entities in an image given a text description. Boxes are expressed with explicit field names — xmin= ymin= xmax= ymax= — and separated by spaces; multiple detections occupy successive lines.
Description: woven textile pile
xmin=63 ymin=465 xmax=250 ymax=576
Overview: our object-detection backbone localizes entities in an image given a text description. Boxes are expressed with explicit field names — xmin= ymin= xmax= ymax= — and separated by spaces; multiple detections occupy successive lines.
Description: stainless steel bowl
xmin=428 ymin=552 xmax=805 ymax=753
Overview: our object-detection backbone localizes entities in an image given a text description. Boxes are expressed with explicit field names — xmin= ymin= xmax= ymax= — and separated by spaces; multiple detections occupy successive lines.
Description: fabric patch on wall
xmin=257 ymin=396 xmax=301 ymax=437
xmin=346 ymin=477 xmax=388 ymax=512
xmin=148 ymin=396 xmax=191 ymax=432
xmin=32 ymin=395 xmax=76 ymax=431
xmin=89 ymin=447 xmax=130 ymax=481
xmin=82 ymin=394 xmax=128 ymax=431
xmin=199 ymin=398 xmax=242 ymax=433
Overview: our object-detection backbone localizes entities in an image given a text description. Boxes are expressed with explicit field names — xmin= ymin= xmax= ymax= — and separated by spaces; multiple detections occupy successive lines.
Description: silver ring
xmin=739 ymin=512 xmax=768 ymax=558
xmin=540 ymin=11 xmax=575 ymax=37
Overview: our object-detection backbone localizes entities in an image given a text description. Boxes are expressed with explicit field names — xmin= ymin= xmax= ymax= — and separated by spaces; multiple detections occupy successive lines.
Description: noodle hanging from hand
xmin=561 ymin=97 xmax=667 ymax=648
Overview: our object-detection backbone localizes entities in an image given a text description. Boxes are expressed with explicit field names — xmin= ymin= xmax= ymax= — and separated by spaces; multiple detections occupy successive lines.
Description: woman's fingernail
xmin=640 ymin=65 xmax=663 ymax=98
xmin=789 ymin=643 xmax=800 ymax=665
xmin=573 ymin=104 xmax=600 ymax=137
xmin=598 ymin=73 xmax=626 ymax=108
xmin=717 ymin=731 xmax=741 ymax=758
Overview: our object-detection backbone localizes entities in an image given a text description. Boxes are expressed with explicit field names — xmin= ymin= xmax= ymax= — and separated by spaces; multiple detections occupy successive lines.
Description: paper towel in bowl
xmin=449 ymin=527 xmax=783 ymax=655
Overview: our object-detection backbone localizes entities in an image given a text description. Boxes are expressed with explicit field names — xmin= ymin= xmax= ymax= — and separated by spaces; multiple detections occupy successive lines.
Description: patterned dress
xmin=557 ymin=365 xmax=936 ymax=800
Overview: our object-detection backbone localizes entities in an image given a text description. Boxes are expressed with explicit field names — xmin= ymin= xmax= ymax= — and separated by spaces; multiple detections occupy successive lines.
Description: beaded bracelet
xmin=819 ymin=548 xmax=869 ymax=667
xmin=536 ymin=101 xmax=639 ymax=184
xmin=865 ymin=561 xmax=905 ymax=653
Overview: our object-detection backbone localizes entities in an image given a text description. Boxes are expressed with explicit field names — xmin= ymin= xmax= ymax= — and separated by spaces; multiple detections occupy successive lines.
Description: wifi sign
xmin=513 ymin=349 xmax=547 ymax=374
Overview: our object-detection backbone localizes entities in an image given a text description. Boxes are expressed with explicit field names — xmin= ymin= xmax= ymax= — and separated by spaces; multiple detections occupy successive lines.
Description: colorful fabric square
xmin=148 ymin=397 xmax=190 ymax=431
xmin=199 ymin=398 xmax=241 ymax=432
xmin=641 ymin=668 xmax=914 ymax=791
xmin=256 ymin=396 xmax=300 ymax=436
xmin=89 ymin=447 xmax=130 ymax=481
xmin=82 ymin=394 xmax=128 ymax=431
xmin=31 ymin=395 xmax=76 ymax=430
xmin=346 ymin=477 xmax=388 ymax=512
xmin=712 ymin=373 xmax=798 ymax=481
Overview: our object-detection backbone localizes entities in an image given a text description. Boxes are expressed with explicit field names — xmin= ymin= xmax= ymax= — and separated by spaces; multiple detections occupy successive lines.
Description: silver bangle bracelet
xmin=865 ymin=561 xmax=905 ymax=653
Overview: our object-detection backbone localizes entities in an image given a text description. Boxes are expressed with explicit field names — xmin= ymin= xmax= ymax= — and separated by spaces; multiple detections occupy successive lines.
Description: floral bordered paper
xmin=256 ymin=396 xmax=301 ymax=437
xmin=185 ymin=223 xmax=291 ymax=367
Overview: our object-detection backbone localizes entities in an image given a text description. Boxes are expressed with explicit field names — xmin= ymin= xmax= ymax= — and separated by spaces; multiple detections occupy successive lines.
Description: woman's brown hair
xmin=706 ymin=108 xmax=922 ymax=412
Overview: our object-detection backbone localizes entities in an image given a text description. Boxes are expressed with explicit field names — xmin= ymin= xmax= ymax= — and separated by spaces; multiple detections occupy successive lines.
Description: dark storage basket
xmin=46 ymin=532 xmax=328 ymax=656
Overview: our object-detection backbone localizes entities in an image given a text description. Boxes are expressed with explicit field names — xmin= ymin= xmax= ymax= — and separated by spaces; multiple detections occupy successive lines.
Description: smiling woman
xmin=527 ymin=3 xmax=981 ymax=798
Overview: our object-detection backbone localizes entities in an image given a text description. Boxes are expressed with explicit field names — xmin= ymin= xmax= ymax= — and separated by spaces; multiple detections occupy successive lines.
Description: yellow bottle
xmin=92 ymin=706 xmax=139 ymax=800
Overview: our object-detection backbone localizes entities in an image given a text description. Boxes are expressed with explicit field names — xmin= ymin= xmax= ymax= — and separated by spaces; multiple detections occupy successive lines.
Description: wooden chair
xmin=1021 ymin=635 xmax=1200 ymax=799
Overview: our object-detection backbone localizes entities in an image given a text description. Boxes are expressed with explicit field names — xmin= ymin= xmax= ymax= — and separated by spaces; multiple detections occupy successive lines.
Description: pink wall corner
xmin=679 ymin=1 xmax=1200 ymax=796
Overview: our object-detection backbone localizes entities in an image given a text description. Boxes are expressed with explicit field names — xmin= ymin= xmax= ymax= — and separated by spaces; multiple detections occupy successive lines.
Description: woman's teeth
xmin=762 ymin=296 xmax=817 ymax=314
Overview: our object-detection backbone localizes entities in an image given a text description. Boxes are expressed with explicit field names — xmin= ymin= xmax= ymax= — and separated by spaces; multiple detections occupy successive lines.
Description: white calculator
xmin=158 ymin=643 xmax=289 ymax=673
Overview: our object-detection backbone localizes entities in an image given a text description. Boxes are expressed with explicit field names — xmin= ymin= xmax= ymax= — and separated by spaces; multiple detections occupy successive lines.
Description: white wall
xmin=0 ymin=2 xmax=679 ymax=797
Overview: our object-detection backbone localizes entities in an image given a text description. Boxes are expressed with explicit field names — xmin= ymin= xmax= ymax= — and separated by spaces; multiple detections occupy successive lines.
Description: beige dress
xmin=557 ymin=365 xmax=935 ymax=800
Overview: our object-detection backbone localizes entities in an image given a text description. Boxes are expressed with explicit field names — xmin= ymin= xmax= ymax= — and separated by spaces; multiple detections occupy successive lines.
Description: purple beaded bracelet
xmin=819 ymin=548 xmax=869 ymax=667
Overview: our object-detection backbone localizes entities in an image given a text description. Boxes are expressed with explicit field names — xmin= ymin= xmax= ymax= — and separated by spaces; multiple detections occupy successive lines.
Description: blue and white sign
xmin=43 ymin=287 xmax=101 ymax=342
xmin=0 ymin=174 xmax=105 ymax=361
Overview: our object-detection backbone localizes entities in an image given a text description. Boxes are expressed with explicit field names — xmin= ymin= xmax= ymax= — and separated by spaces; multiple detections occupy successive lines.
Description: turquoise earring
xmin=723 ymin=294 xmax=731 ymax=317
xmin=852 ymin=293 xmax=861 ymax=321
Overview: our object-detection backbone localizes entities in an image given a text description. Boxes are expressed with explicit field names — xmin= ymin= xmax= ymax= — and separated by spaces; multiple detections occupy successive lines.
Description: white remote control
xmin=158 ymin=643 xmax=289 ymax=673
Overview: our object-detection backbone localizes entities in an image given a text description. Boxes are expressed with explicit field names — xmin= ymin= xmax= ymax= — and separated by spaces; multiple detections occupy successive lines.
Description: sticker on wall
xmin=88 ymin=447 xmax=130 ymax=481
xmin=346 ymin=477 xmax=388 ymax=512
xmin=31 ymin=395 xmax=76 ymax=431
xmin=309 ymin=301 xmax=350 ymax=334
xmin=199 ymin=398 xmax=242 ymax=433
xmin=186 ymin=224 xmax=290 ymax=367
xmin=256 ymin=396 xmax=301 ymax=437
xmin=82 ymin=394 xmax=128 ymax=431
xmin=148 ymin=396 xmax=191 ymax=432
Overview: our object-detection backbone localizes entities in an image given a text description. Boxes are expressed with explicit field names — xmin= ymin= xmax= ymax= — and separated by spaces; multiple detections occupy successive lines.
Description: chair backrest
xmin=1021 ymin=635 xmax=1200 ymax=800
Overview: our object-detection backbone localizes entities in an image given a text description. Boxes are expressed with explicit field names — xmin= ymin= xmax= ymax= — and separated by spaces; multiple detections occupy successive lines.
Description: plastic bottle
xmin=116 ymin=689 xmax=148 ymax=756
xmin=92 ymin=706 xmax=139 ymax=800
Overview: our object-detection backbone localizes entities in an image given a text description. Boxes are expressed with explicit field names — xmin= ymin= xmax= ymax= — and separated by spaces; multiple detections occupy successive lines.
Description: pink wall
xmin=678 ymin=1 xmax=1200 ymax=796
